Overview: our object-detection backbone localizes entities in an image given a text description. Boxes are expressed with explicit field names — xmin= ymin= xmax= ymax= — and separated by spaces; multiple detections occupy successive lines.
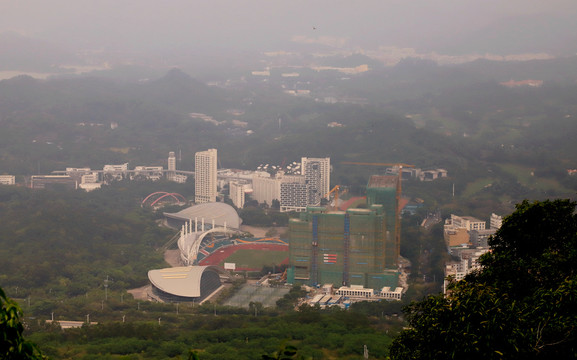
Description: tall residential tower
xmin=301 ymin=157 xmax=331 ymax=206
xmin=167 ymin=151 xmax=176 ymax=181
xmin=195 ymin=149 xmax=218 ymax=203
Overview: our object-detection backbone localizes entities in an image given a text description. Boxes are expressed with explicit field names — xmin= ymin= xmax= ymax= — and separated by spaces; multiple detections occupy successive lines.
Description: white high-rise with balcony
xmin=301 ymin=157 xmax=331 ymax=206
xmin=195 ymin=149 xmax=218 ymax=203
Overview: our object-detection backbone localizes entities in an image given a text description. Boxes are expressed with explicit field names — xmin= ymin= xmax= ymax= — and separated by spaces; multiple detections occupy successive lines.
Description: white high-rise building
xmin=195 ymin=149 xmax=218 ymax=203
xmin=229 ymin=181 xmax=250 ymax=209
xmin=167 ymin=151 xmax=176 ymax=181
xmin=301 ymin=157 xmax=331 ymax=206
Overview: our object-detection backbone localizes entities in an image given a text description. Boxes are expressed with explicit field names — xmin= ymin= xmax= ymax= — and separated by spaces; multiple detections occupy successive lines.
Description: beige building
xmin=444 ymin=215 xmax=486 ymax=247
xmin=195 ymin=149 xmax=218 ymax=204
xmin=229 ymin=181 xmax=250 ymax=209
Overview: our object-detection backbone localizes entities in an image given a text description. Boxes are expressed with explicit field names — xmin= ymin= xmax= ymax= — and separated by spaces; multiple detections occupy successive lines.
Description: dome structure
xmin=148 ymin=266 xmax=224 ymax=302
xmin=164 ymin=202 xmax=242 ymax=230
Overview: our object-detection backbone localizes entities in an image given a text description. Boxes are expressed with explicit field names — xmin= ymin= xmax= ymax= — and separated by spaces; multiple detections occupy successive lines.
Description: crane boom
xmin=324 ymin=185 xmax=341 ymax=210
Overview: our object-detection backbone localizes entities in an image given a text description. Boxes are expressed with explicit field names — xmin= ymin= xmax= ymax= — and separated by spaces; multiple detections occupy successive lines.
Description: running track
xmin=198 ymin=243 xmax=289 ymax=271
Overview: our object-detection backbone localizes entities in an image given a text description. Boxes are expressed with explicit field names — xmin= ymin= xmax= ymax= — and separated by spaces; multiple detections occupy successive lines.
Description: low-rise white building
xmin=336 ymin=285 xmax=374 ymax=298
xmin=378 ymin=287 xmax=404 ymax=300
xmin=0 ymin=175 xmax=16 ymax=185
xmin=134 ymin=166 xmax=163 ymax=181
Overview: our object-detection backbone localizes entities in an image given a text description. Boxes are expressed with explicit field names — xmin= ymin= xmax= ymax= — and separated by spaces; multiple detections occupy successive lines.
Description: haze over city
xmin=1 ymin=1 xmax=577 ymax=359
xmin=2 ymin=0 xmax=577 ymax=58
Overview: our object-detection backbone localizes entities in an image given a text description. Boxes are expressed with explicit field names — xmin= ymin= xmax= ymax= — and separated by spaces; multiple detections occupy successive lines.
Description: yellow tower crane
xmin=324 ymin=185 xmax=347 ymax=210
xmin=340 ymin=162 xmax=415 ymax=263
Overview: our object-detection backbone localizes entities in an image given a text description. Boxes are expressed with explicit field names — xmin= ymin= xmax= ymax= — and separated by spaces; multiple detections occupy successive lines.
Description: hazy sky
xmin=1 ymin=0 xmax=576 ymax=52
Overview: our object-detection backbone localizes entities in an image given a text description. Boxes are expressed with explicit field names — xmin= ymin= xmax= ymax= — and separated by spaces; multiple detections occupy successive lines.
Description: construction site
xmin=287 ymin=172 xmax=406 ymax=291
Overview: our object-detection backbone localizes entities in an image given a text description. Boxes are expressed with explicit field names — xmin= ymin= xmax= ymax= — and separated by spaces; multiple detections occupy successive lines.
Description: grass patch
xmin=497 ymin=163 xmax=572 ymax=192
xmin=462 ymin=178 xmax=495 ymax=198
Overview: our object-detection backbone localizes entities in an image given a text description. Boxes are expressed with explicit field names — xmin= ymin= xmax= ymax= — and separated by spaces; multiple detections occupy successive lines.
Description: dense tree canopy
xmin=0 ymin=286 xmax=45 ymax=359
xmin=390 ymin=199 xmax=577 ymax=359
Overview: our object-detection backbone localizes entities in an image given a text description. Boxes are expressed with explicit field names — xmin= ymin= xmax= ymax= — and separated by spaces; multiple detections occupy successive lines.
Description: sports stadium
xmin=148 ymin=202 xmax=289 ymax=304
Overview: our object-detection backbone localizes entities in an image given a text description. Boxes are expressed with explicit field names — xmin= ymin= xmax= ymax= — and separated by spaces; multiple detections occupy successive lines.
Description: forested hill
xmin=1 ymin=63 xmax=576 ymax=217
xmin=0 ymin=184 xmax=171 ymax=298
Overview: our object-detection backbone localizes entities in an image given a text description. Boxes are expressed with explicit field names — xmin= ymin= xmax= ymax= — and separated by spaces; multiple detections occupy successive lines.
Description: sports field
xmin=198 ymin=243 xmax=288 ymax=271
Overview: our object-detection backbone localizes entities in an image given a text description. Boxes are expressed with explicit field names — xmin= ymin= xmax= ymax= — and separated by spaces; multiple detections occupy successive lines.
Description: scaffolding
xmin=366 ymin=175 xmax=398 ymax=269
xmin=288 ymin=205 xmax=398 ymax=289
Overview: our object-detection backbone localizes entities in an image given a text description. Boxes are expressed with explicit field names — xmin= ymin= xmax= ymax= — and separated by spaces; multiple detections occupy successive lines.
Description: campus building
xmin=195 ymin=149 xmax=218 ymax=203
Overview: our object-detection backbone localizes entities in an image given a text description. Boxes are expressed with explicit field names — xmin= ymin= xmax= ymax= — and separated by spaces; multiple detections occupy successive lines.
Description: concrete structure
xmin=167 ymin=151 xmax=176 ymax=181
xmin=0 ymin=175 xmax=16 ymax=185
xmin=148 ymin=266 xmax=224 ymax=303
xmin=173 ymin=174 xmax=188 ymax=184
xmin=252 ymin=170 xmax=316 ymax=212
xmin=252 ymin=171 xmax=281 ymax=205
xmin=229 ymin=181 xmax=250 ymax=209
xmin=280 ymin=179 xmax=308 ymax=212
xmin=30 ymin=175 xmax=77 ymax=190
xmin=79 ymin=182 xmax=102 ymax=192
xmin=301 ymin=157 xmax=330 ymax=206
xmin=444 ymin=247 xmax=490 ymax=293
xmin=133 ymin=166 xmax=163 ymax=181
xmin=444 ymin=215 xmax=486 ymax=247
xmin=470 ymin=229 xmax=496 ymax=248
xmin=420 ymin=169 xmax=448 ymax=181
xmin=195 ymin=149 xmax=218 ymax=204
xmin=103 ymin=163 xmax=129 ymax=182
xmin=447 ymin=214 xmax=486 ymax=231
xmin=336 ymin=285 xmax=374 ymax=298
xmin=490 ymin=213 xmax=503 ymax=230
xmin=378 ymin=286 xmax=404 ymax=300
xmin=80 ymin=173 xmax=99 ymax=184
xmin=288 ymin=205 xmax=399 ymax=289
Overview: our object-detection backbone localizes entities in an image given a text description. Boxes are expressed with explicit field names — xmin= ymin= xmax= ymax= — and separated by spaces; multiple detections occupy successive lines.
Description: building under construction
xmin=287 ymin=175 xmax=400 ymax=289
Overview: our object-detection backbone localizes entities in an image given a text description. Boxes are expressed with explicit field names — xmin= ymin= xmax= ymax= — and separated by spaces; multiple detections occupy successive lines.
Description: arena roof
xmin=148 ymin=266 xmax=221 ymax=298
xmin=164 ymin=202 xmax=242 ymax=229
